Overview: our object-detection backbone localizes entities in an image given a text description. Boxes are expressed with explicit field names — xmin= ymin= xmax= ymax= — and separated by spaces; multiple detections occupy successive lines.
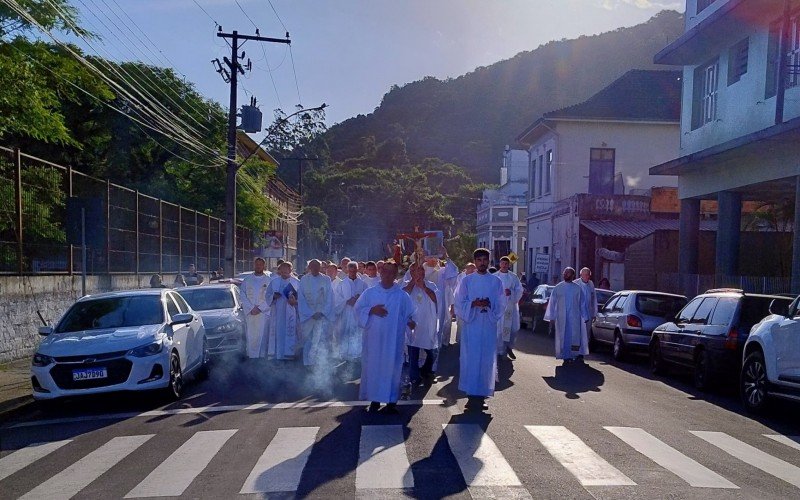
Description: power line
xmin=191 ymin=0 xmax=219 ymax=27
xmin=289 ymin=45 xmax=302 ymax=105
xmin=234 ymin=0 xmax=259 ymax=31
xmin=265 ymin=0 xmax=288 ymax=32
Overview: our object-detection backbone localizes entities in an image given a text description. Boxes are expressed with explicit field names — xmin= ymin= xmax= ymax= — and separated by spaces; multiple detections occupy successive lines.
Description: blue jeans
xmin=408 ymin=346 xmax=436 ymax=382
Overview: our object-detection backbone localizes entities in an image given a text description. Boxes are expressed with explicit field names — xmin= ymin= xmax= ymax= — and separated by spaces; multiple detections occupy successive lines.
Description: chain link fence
xmin=0 ymin=146 xmax=254 ymax=277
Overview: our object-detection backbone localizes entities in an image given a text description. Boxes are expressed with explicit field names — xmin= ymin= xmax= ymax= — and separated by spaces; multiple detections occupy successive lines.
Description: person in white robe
xmin=402 ymin=249 xmax=458 ymax=349
xmin=326 ymin=263 xmax=345 ymax=358
xmin=577 ymin=267 xmax=598 ymax=357
xmin=403 ymin=263 xmax=438 ymax=385
xmin=454 ymin=263 xmax=476 ymax=344
xmin=496 ymin=256 xmax=524 ymax=360
xmin=336 ymin=262 xmax=367 ymax=361
xmin=544 ymin=267 xmax=589 ymax=363
xmin=361 ymin=261 xmax=381 ymax=288
xmin=240 ymin=257 xmax=271 ymax=358
xmin=355 ymin=260 xmax=415 ymax=414
xmin=454 ymin=248 xmax=506 ymax=412
xmin=297 ymin=260 xmax=335 ymax=367
xmin=266 ymin=262 xmax=300 ymax=360
xmin=337 ymin=257 xmax=351 ymax=280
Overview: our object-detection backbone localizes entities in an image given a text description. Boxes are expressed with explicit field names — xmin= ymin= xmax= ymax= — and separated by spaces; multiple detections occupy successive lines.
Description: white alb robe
xmin=361 ymin=275 xmax=380 ymax=288
xmin=405 ymin=280 xmax=438 ymax=350
xmin=545 ymin=280 xmax=589 ymax=359
xmin=336 ymin=276 xmax=367 ymax=360
xmin=578 ymin=279 xmax=598 ymax=321
xmin=496 ymin=270 xmax=523 ymax=352
xmin=240 ymin=272 xmax=271 ymax=358
xmin=355 ymin=283 xmax=414 ymax=403
xmin=403 ymin=260 xmax=458 ymax=347
xmin=266 ymin=275 xmax=300 ymax=359
xmin=297 ymin=273 xmax=335 ymax=366
xmin=329 ymin=276 xmax=344 ymax=358
xmin=454 ymin=272 xmax=506 ymax=397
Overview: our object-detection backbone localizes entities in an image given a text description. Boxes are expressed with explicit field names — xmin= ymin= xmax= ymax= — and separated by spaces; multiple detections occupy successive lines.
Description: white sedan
xmin=31 ymin=289 xmax=209 ymax=401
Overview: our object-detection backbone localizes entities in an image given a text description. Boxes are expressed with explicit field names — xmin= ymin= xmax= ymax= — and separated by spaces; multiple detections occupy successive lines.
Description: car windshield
xmin=636 ymin=294 xmax=687 ymax=318
xmin=535 ymin=285 xmax=552 ymax=298
xmin=178 ymin=288 xmax=235 ymax=311
xmin=55 ymin=296 xmax=164 ymax=333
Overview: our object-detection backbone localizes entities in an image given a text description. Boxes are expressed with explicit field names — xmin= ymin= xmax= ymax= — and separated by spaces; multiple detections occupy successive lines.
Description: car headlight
xmin=214 ymin=321 xmax=239 ymax=333
xmin=129 ymin=340 xmax=164 ymax=357
xmin=32 ymin=353 xmax=54 ymax=367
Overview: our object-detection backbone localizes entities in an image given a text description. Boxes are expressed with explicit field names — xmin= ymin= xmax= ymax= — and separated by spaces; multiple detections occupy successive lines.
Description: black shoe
xmin=464 ymin=397 xmax=488 ymax=412
xmin=507 ymin=348 xmax=516 ymax=360
xmin=366 ymin=401 xmax=381 ymax=413
xmin=379 ymin=403 xmax=400 ymax=415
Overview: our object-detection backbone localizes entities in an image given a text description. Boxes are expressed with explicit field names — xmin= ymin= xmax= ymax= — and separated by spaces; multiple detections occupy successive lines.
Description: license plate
xmin=72 ymin=367 xmax=108 ymax=381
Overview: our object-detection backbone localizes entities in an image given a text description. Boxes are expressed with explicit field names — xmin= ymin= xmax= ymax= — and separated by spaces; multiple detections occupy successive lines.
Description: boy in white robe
xmin=403 ymin=263 xmax=438 ymax=385
xmin=355 ymin=260 xmax=415 ymax=414
xmin=545 ymin=267 xmax=589 ymax=364
xmin=267 ymin=262 xmax=300 ymax=360
xmin=298 ymin=260 xmax=335 ymax=367
xmin=240 ymin=257 xmax=271 ymax=359
xmin=361 ymin=261 xmax=381 ymax=288
xmin=454 ymin=248 xmax=506 ymax=412
xmin=496 ymin=256 xmax=524 ymax=360
xmin=336 ymin=262 xmax=367 ymax=361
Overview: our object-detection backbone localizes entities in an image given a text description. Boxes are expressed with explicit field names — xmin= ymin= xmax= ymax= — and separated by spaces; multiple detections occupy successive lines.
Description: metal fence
xmin=0 ymin=146 xmax=254 ymax=277
xmin=657 ymin=273 xmax=792 ymax=297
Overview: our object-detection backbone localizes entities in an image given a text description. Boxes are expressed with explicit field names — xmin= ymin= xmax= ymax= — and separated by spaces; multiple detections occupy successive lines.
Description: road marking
xmin=356 ymin=425 xmax=414 ymax=490
xmin=526 ymin=425 xmax=636 ymax=487
xmin=5 ymin=399 xmax=446 ymax=429
xmin=19 ymin=434 xmax=153 ymax=500
xmin=764 ymin=434 xmax=800 ymax=452
xmin=605 ymin=427 xmax=737 ymax=488
xmin=692 ymin=431 xmax=800 ymax=488
xmin=240 ymin=427 xmax=319 ymax=494
xmin=125 ymin=429 xmax=237 ymax=498
xmin=443 ymin=424 xmax=524 ymax=489
xmin=0 ymin=440 xmax=72 ymax=482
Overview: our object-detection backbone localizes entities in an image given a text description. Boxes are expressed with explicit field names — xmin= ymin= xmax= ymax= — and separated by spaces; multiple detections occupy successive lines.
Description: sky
xmin=63 ymin=0 xmax=684 ymax=127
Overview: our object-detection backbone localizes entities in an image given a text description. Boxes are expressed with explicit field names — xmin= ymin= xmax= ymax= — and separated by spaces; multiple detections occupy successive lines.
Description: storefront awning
xmin=581 ymin=219 xmax=718 ymax=239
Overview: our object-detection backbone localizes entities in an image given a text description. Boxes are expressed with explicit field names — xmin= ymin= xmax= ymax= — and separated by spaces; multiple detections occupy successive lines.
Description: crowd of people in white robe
xmin=238 ymin=246 xmax=597 ymax=413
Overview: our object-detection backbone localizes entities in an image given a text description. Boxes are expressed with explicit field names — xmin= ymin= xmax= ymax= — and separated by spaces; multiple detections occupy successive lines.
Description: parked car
xmin=178 ymin=284 xmax=246 ymax=358
xmin=591 ymin=290 xmax=687 ymax=361
xmin=649 ymin=289 xmax=792 ymax=391
xmin=740 ymin=295 xmax=800 ymax=413
xmin=595 ymin=288 xmax=615 ymax=311
xmin=520 ymin=284 xmax=554 ymax=332
xmin=31 ymin=289 xmax=209 ymax=402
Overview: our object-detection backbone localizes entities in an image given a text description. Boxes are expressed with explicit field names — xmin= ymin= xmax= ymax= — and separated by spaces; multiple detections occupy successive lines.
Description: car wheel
xmin=741 ymin=350 xmax=769 ymax=414
xmin=164 ymin=351 xmax=183 ymax=400
xmin=650 ymin=341 xmax=665 ymax=375
xmin=693 ymin=349 xmax=713 ymax=391
xmin=612 ymin=332 xmax=626 ymax=362
xmin=197 ymin=336 xmax=211 ymax=381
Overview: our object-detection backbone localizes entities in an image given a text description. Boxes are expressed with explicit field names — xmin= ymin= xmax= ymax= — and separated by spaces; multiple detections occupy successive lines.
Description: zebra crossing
xmin=1 ymin=424 xmax=799 ymax=498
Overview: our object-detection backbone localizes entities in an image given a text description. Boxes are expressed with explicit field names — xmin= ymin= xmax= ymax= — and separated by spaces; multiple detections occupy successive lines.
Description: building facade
xmin=517 ymin=70 xmax=682 ymax=285
xmin=651 ymin=0 xmax=800 ymax=292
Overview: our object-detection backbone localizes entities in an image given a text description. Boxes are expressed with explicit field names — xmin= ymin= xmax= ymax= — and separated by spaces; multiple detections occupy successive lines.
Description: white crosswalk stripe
xmin=239 ymin=426 xmax=320 ymax=494
xmin=356 ymin=425 xmax=414 ymax=490
xmin=526 ymin=425 xmax=636 ymax=487
xmin=692 ymin=431 xmax=800 ymax=489
xmin=764 ymin=434 xmax=800 ymax=452
xmin=19 ymin=434 xmax=153 ymax=500
xmin=605 ymin=426 xmax=738 ymax=489
xmin=125 ymin=429 xmax=237 ymax=498
xmin=0 ymin=440 xmax=72 ymax=482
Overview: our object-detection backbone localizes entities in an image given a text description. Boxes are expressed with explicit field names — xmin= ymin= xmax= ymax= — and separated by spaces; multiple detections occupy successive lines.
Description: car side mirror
xmin=771 ymin=299 xmax=791 ymax=317
xmin=170 ymin=313 xmax=194 ymax=326
xmin=38 ymin=326 xmax=53 ymax=336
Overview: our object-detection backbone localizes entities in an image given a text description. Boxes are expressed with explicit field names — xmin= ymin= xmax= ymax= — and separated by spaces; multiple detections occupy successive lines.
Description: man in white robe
xmin=454 ymin=263 xmax=476 ymax=344
xmin=361 ymin=261 xmax=381 ymax=288
xmin=336 ymin=262 xmax=367 ymax=361
xmin=454 ymin=248 xmax=506 ymax=412
xmin=496 ymin=256 xmax=524 ymax=360
xmin=403 ymin=263 xmax=438 ymax=385
xmin=266 ymin=262 xmax=300 ymax=360
xmin=403 ymin=250 xmax=458 ymax=349
xmin=298 ymin=260 xmax=335 ymax=367
xmin=545 ymin=267 xmax=589 ymax=364
xmin=577 ymin=267 xmax=598 ymax=358
xmin=355 ymin=260 xmax=415 ymax=414
xmin=326 ymin=263 xmax=345 ymax=359
xmin=337 ymin=257 xmax=351 ymax=280
xmin=240 ymin=257 xmax=271 ymax=359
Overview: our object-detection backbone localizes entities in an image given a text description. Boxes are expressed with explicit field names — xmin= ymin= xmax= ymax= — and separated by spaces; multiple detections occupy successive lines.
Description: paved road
xmin=1 ymin=326 xmax=800 ymax=499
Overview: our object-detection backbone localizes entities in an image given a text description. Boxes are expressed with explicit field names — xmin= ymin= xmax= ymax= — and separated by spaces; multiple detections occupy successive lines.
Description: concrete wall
xmin=0 ymin=274 xmax=149 ymax=363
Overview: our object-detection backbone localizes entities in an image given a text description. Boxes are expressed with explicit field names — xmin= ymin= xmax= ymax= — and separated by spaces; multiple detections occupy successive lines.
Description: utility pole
xmin=215 ymin=28 xmax=290 ymax=278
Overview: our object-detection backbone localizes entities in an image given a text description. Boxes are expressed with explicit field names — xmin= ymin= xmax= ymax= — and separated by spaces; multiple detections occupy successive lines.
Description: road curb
xmin=0 ymin=395 xmax=35 ymax=425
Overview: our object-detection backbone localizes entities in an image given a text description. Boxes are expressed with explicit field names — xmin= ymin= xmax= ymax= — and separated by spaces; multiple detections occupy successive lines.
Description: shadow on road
xmin=542 ymin=361 xmax=604 ymax=399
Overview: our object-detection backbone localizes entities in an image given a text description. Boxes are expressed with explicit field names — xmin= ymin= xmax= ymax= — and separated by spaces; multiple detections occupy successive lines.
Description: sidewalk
xmin=0 ymin=357 xmax=33 ymax=419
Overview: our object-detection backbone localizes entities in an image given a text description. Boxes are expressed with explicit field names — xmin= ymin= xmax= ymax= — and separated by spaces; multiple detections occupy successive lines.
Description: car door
xmin=172 ymin=292 xmax=203 ymax=370
xmin=661 ymin=297 xmax=703 ymax=363
xmin=680 ymin=297 xmax=719 ymax=365
xmin=773 ymin=300 xmax=800 ymax=384
xmin=594 ymin=295 xmax=619 ymax=342
xmin=166 ymin=293 xmax=192 ymax=371
xmin=609 ymin=294 xmax=629 ymax=336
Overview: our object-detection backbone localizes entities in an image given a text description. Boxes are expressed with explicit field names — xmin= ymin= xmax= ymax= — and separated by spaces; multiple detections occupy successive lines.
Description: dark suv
xmin=649 ymin=289 xmax=793 ymax=391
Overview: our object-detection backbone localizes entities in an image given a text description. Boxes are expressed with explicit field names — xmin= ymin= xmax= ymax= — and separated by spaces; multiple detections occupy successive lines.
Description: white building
xmin=476 ymin=148 xmax=528 ymax=273
xmin=651 ymin=0 xmax=800 ymax=292
xmin=517 ymin=70 xmax=682 ymax=285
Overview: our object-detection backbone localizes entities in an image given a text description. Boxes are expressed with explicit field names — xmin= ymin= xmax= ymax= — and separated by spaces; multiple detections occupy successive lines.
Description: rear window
xmin=740 ymin=297 xmax=787 ymax=330
xmin=635 ymin=294 xmax=687 ymax=318
xmin=178 ymin=288 xmax=235 ymax=311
